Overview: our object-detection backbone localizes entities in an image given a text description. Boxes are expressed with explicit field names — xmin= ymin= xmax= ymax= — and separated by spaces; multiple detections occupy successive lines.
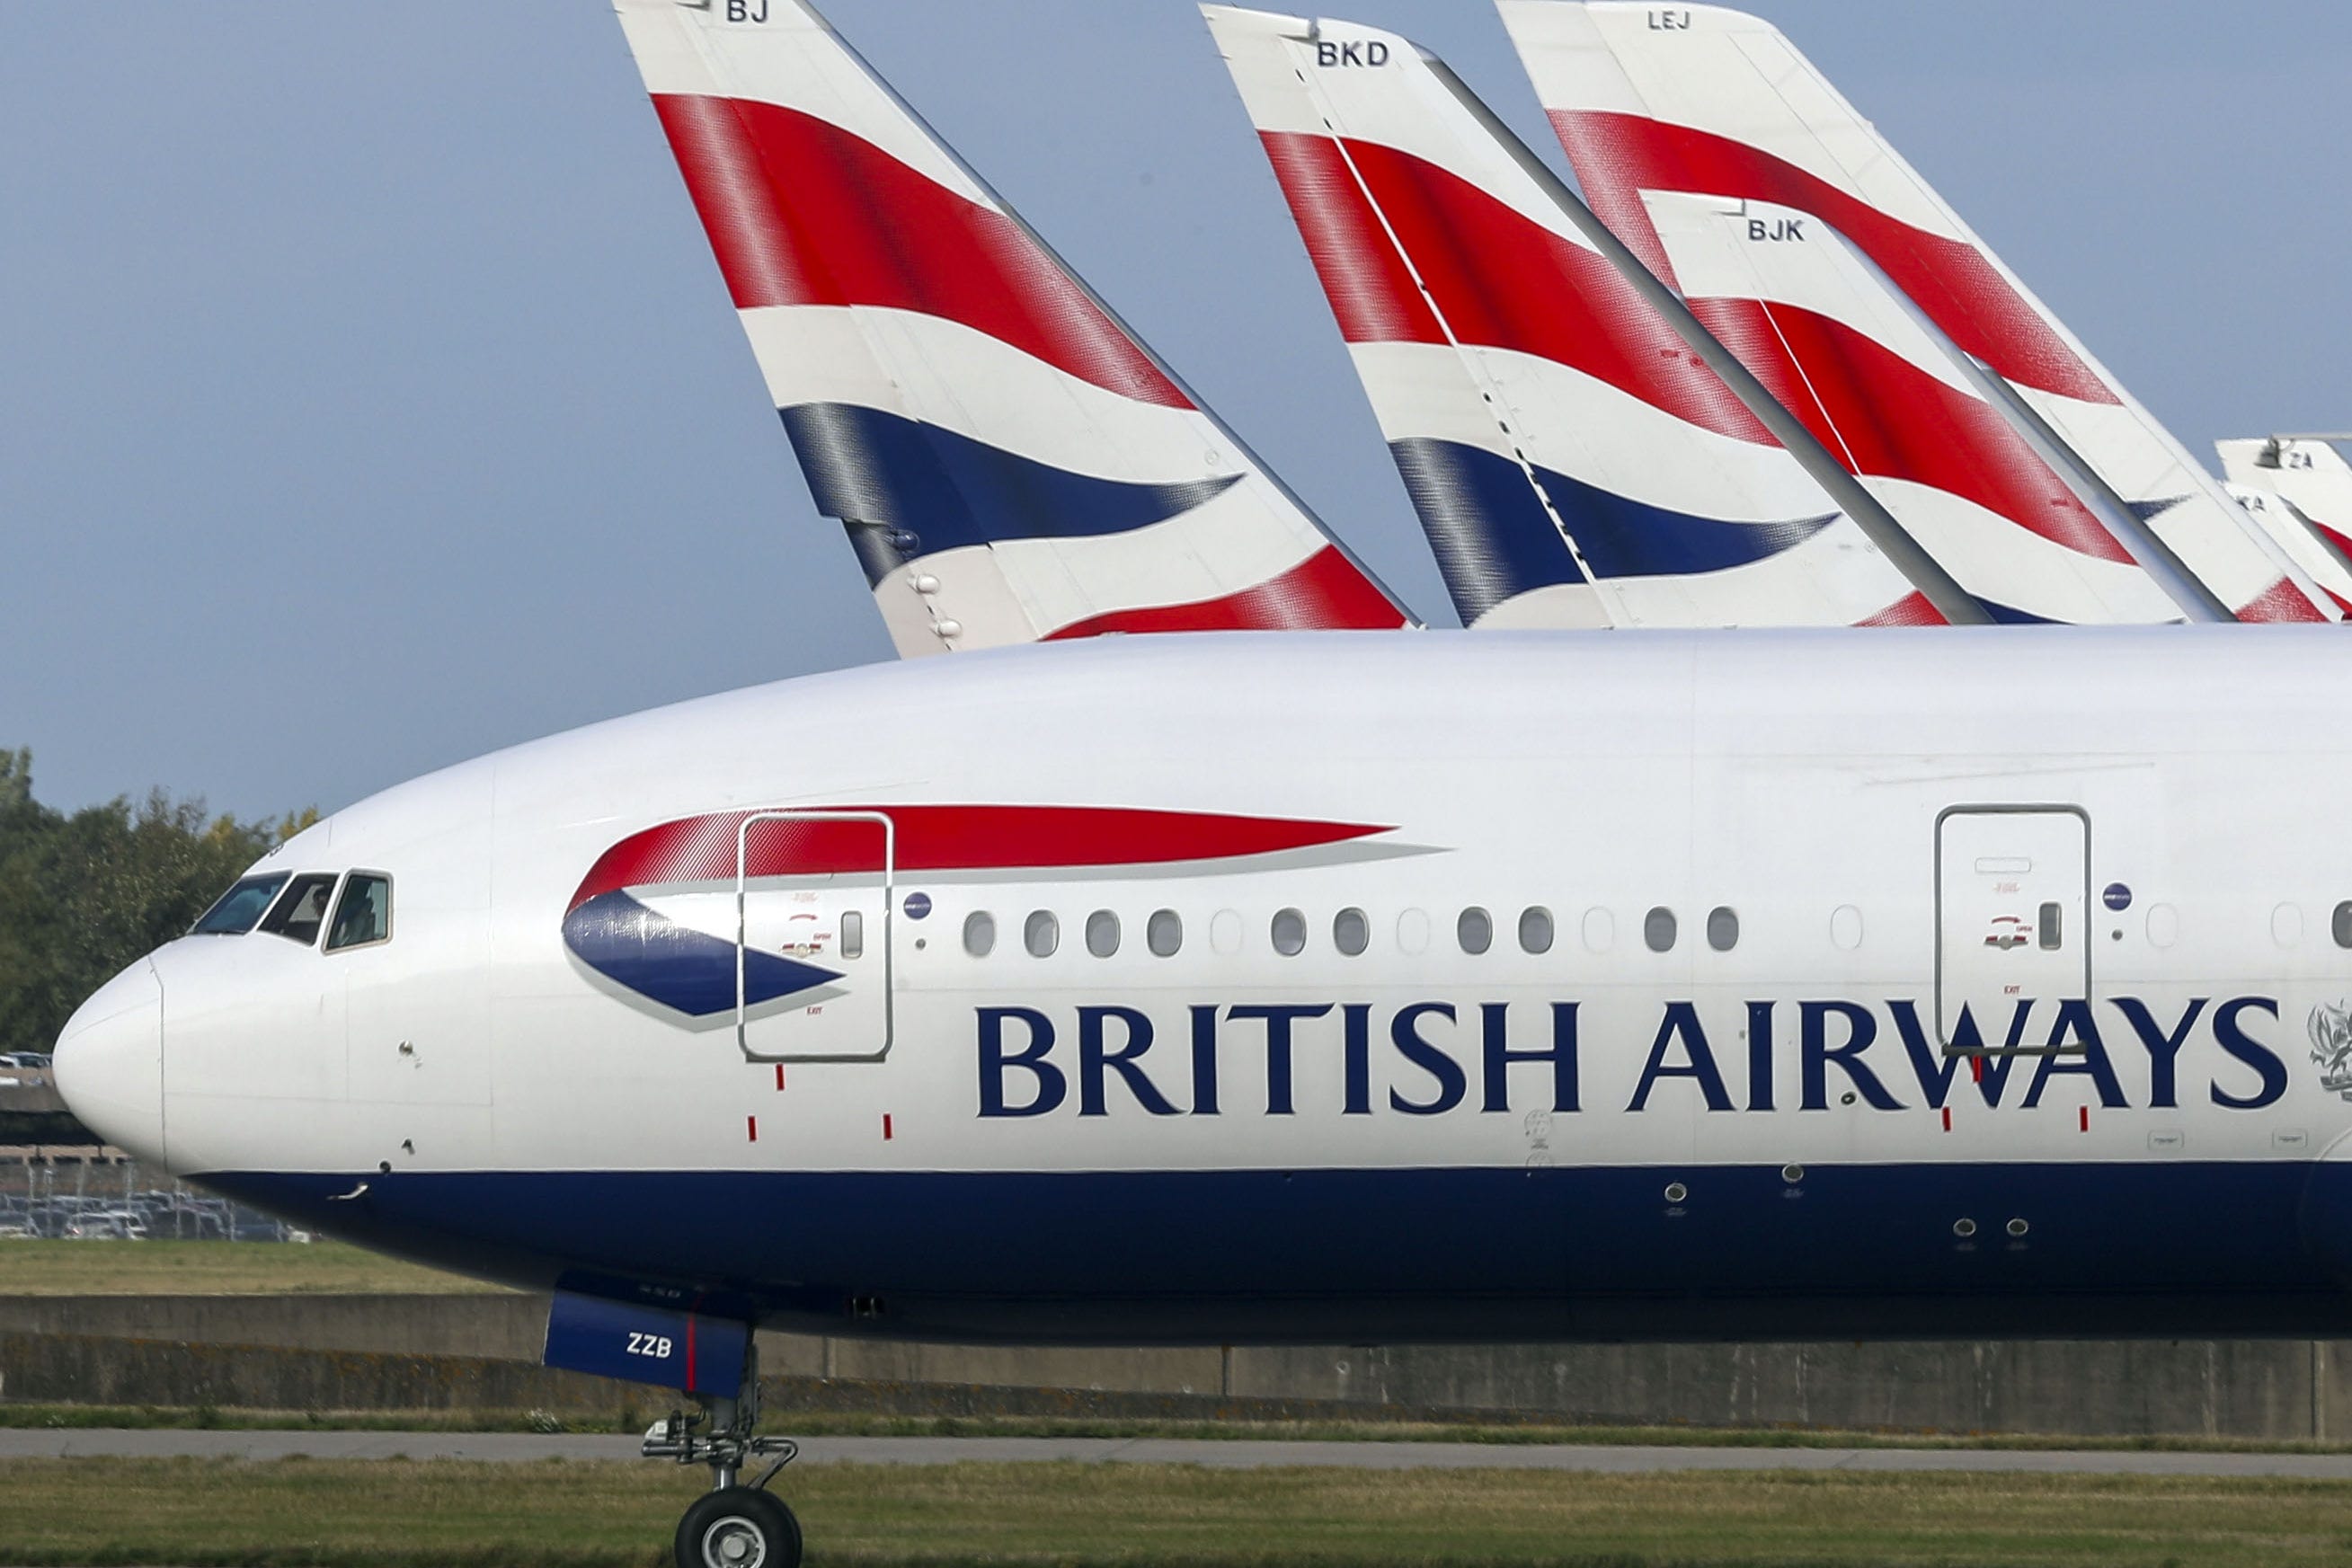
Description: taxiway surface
xmin=8 ymin=1430 xmax=2352 ymax=1477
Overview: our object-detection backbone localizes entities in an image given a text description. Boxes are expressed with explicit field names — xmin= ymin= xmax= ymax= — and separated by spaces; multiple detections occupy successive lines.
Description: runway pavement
xmin=7 ymin=1429 xmax=2352 ymax=1477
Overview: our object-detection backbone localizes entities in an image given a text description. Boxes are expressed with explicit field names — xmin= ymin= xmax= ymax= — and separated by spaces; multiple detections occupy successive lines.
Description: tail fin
xmin=1498 ymin=1 xmax=2337 ymax=625
xmin=2221 ymin=438 xmax=2352 ymax=613
xmin=1203 ymin=5 xmax=1939 ymax=629
xmin=614 ymin=0 xmax=1410 ymax=656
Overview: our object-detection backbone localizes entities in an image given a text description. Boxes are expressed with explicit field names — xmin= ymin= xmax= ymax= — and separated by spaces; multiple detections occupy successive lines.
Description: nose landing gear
xmin=642 ymin=1354 xmax=803 ymax=1568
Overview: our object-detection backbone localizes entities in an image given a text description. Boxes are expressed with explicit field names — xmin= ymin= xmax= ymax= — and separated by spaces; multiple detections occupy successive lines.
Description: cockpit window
xmin=191 ymin=873 xmax=290 ymax=935
xmin=258 ymin=873 xmax=342 ymax=947
xmin=325 ymin=873 xmax=393 ymax=952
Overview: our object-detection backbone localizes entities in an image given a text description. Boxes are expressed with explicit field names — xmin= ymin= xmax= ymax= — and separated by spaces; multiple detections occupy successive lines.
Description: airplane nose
xmin=52 ymin=958 xmax=165 ymax=1166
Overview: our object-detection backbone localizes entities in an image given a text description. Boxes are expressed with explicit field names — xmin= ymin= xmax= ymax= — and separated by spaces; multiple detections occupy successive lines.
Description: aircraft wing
xmin=1497 ymin=1 xmax=2338 ymax=625
xmin=1203 ymin=6 xmax=1940 ymax=630
xmin=613 ymin=0 xmax=1412 ymax=657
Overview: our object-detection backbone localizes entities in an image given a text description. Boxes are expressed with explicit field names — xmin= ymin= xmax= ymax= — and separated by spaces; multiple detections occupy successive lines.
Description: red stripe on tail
xmin=1692 ymin=298 xmax=2133 ymax=563
xmin=653 ymin=94 xmax=1188 ymax=408
xmin=1258 ymin=132 xmax=1770 ymax=444
xmin=1043 ymin=545 xmax=1407 ymax=640
xmin=1549 ymin=111 xmax=2119 ymax=407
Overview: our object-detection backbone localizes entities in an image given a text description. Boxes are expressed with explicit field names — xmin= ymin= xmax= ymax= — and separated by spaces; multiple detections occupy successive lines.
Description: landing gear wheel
xmin=676 ymin=1487 xmax=801 ymax=1568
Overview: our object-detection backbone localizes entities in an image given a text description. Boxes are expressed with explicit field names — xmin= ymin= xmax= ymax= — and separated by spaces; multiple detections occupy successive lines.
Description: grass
xmin=15 ymin=1404 xmax=2352 ymax=1457
xmin=0 ymin=1238 xmax=506 ymax=1296
xmin=0 ymin=1456 xmax=2348 ymax=1566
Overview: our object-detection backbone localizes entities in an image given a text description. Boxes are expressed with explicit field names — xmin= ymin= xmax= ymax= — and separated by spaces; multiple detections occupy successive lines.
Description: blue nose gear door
xmin=735 ymin=810 xmax=893 ymax=1062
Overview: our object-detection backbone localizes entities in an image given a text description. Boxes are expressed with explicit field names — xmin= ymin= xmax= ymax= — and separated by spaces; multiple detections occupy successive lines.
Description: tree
xmin=0 ymin=751 xmax=307 ymax=1058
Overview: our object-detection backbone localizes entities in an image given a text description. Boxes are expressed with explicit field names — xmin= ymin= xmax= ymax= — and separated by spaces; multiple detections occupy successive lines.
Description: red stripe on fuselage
xmin=1691 ymin=297 xmax=2132 ymax=564
xmin=571 ymin=806 xmax=1393 ymax=911
xmin=1548 ymin=111 xmax=2118 ymax=407
xmin=1257 ymin=131 xmax=1770 ymax=443
xmin=652 ymin=94 xmax=1188 ymax=408
xmin=1042 ymin=545 xmax=1407 ymax=639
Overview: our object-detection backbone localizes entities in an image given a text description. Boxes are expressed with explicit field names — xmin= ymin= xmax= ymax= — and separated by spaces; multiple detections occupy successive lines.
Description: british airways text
xmin=975 ymin=996 xmax=2289 ymax=1118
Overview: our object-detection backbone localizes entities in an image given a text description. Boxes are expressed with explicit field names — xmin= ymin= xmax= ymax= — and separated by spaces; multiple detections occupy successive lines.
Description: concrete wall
xmin=4 ymin=1294 xmax=2348 ymax=1439
xmin=0 ymin=1294 xmax=550 ymax=1360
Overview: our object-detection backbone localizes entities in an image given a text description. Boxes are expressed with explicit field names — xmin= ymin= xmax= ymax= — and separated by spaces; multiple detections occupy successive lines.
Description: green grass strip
xmin=3 ymin=1457 xmax=2352 ymax=1567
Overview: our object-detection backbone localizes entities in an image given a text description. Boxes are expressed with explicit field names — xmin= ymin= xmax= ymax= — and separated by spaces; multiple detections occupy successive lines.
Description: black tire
xmin=675 ymin=1486 xmax=801 ymax=1568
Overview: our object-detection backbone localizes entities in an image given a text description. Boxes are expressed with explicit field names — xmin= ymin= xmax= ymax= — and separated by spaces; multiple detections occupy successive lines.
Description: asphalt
xmin=7 ymin=1430 xmax=2352 ymax=1477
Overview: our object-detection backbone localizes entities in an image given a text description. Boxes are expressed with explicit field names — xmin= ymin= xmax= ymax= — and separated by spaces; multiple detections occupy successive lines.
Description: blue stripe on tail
xmin=782 ymin=403 xmax=1242 ymax=584
xmin=1389 ymin=439 xmax=1839 ymax=622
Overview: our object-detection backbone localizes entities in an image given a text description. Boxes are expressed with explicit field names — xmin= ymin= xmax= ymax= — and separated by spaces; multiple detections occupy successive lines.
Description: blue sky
xmin=4 ymin=1 xmax=2348 ymax=821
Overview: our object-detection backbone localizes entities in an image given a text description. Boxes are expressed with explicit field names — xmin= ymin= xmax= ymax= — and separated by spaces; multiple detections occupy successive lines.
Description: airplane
xmin=1201 ymin=5 xmax=1964 ymax=630
xmin=1496 ymin=1 xmax=2339 ymax=625
xmin=2220 ymin=437 xmax=2352 ymax=614
xmin=613 ymin=0 xmax=1411 ymax=656
xmin=44 ymin=5 xmax=2352 ymax=1568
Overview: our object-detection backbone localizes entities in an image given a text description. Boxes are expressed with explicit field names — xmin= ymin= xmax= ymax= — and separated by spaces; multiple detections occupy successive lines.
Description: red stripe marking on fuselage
xmin=572 ymin=806 xmax=1394 ymax=911
xmin=652 ymin=93 xmax=1188 ymax=409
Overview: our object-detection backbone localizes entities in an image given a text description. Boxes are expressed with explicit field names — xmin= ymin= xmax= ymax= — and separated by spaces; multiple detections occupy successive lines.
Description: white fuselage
xmin=52 ymin=628 xmax=2352 ymax=1342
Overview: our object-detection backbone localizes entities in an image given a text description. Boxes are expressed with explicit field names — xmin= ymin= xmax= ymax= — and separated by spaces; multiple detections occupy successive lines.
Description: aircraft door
xmin=1936 ymin=807 xmax=2090 ymax=1050
xmin=735 ymin=811 xmax=892 ymax=1062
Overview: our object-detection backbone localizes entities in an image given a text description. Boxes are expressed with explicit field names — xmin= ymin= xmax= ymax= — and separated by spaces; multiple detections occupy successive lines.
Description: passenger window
xmin=1458 ymin=907 xmax=1492 ymax=955
xmin=192 ymin=873 xmax=290 ymax=936
xmin=1645 ymin=907 xmax=1678 ymax=952
xmin=2337 ymin=902 xmax=2352 ymax=949
xmin=1396 ymin=908 xmax=1430 ymax=954
xmin=1518 ymin=907 xmax=1554 ymax=955
xmin=1334 ymin=908 xmax=1369 ymax=957
xmin=324 ymin=874 xmax=392 ymax=952
xmin=963 ymin=910 xmax=996 ymax=957
xmin=1271 ymin=908 xmax=1307 ymax=956
xmin=839 ymin=910 xmax=865 ymax=960
xmin=262 ymin=873 xmax=341 ymax=947
xmin=1707 ymin=906 xmax=1739 ymax=952
xmin=1025 ymin=910 xmax=1059 ymax=958
xmin=1147 ymin=909 xmax=1183 ymax=957
xmin=1086 ymin=910 xmax=1120 ymax=958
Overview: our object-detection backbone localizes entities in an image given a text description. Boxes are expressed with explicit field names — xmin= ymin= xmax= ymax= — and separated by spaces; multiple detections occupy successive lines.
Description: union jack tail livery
xmin=1496 ymin=1 xmax=2337 ymax=625
xmin=2220 ymin=439 xmax=2352 ymax=614
xmin=614 ymin=0 xmax=1410 ymax=656
xmin=1203 ymin=7 xmax=1937 ymax=631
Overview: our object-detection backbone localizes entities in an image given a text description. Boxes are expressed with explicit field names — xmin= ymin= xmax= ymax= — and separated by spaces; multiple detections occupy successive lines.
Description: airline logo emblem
xmin=2309 ymin=1002 xmax=2352 ymax=1101
xmin=563 ymin=805 xmax=1408 ymax=1022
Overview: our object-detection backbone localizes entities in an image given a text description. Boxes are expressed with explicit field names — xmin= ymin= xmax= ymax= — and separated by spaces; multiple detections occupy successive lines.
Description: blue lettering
xmin=1800 ymin=1000 xmax=1901 ymax=1110
xmin=1077 ymin=1005 xmax=1177 ymax=1117
xmin=977 ymin=1006 xmax=1063 ymax=1117
xmin=1342 ymin=1002 xmax=1372 ymax=1115
xmin=1745 ymin=1000 xmax=1775 ymax=1112
xmin=1228 ymin=1004 xmax=1333 ymax=1115
xmin=1629 ymin=1001 xmax=1732 ymax=1112
xmin=2020 ymin=1000 xmax=2126 ymax=1108
xmin=2111 ymin=997 xmax=2206 ymax=1110
xmin=1480 ymin=1001 xmax=1580 ymax=1113
xmin=1389 ymin=1002 xmax=1466 ymax=1115
xmin=1888 ymin=998 xmax=2022 ymax=1108
xmin=2211 ymin=997 xmax=2287 ymax=1110
xmin=1188 ymin=1004 xmax=1220 ymax=1116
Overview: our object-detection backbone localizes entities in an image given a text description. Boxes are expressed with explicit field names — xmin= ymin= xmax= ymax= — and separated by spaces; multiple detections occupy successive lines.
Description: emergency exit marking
xmin=2078 ymin=1106 xmax=2090 ymax=1133
xmin=1940 ymin=1107 xmax=1951 ymax=1132
xmin=883 ymin=1113 xmax=894 ymax=1141
xmin=747 ymin=1115 xmax=759 ymax=1143
xmin=774 ymin=1063 xmax=786 ymax=1092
